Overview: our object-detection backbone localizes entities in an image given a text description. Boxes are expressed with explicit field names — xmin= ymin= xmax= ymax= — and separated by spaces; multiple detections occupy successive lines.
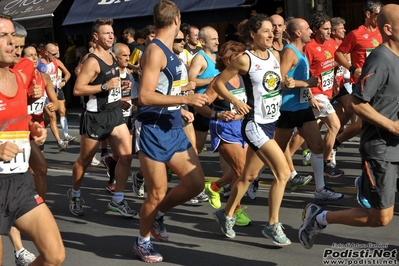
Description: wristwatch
xmin=101 ymin=83 xmax=107 ymax=91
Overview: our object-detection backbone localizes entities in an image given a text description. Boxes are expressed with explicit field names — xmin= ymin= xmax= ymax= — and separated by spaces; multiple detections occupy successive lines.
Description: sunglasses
xmin=46 ymin=51 xmax=58 ymax=56
xmin=174 ymin=38 xmax=185 ymax=43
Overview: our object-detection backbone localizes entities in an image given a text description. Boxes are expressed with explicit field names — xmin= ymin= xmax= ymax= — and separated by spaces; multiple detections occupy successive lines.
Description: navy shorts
xmin=242 ymin=119 xmax=276 ymax=152
xmin=133 ymin=120 xmax=191 ymax=162
xmin=0 ymin=172 xmax=44 ymax=235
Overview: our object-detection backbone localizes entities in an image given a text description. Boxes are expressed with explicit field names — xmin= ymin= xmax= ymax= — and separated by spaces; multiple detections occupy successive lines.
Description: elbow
xmin=73 ymin=87 xmax=81 ymax=97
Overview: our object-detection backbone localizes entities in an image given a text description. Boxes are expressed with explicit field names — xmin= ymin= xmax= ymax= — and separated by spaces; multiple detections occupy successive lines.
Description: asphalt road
xmin=1 ymin=110 xmax=398 ymax=265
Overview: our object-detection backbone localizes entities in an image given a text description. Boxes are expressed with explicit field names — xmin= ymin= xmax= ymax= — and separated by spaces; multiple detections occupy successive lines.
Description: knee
xmin=368 ymin=211 xmax=393 ymax=227
xmin=42 ymin=244 xmax=65 ymax=265
xmin=309 ymin=141 xmax=323 ymax=154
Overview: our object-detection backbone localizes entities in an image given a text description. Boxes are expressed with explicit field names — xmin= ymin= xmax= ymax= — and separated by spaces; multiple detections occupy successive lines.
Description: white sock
xmin=290 ymin=171 xmax=298 ymax=180
xmin=15 ymin=248 xmax=25 ymax=258
xmin=311 ymin=153 xmax=325 ymax=191
xmin=316 ymin=211 xmax=329 ymax=226
xmin=138 ymin=235 xmax=151 ymax=244
xmin=112 ymin=192 xmax=124 ymax=203
xmin=71 ymin=189 xmax=81 ymax=197
xmin=60 ymin=116 xmax=69 ymax=139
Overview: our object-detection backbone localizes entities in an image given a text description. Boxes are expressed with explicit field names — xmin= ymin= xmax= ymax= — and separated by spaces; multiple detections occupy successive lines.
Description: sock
xmin=60 ymin=116 xmax=69 ymax=139
xmin=316 ymin=211 xmax=329 ymax=226
xmin=234 ymin=205 xmax=241 ymax=212
xmin=108 ymin=158 xmax=117 ymax=182
xmin=136 ymin=171 xmax=144 ymax=181
xmin=156 ymin=211 xmax=165 ymax=219
xmin=71 ymin=189 xmax=81 ymax=197
xmin=290 ymin=170 xmax=298 ymax=180
xmin=324 ymin=160 xmax=331 ymax=166
xmin=101 ymin=149 xmax=108 ymax=157
xmin=311 ymin=153 xmax=325 ymax=191
xmin=112 ymin=192 xmax=124 ymax=203
xmin=15 ymin=248 xmax=25 ymax=258
xmin=211 ymin=182 xmax=220 ymax=192
xmin=138 ymin=235 xmax=151 ymax=245
xmin=333 ymin=139 xmax=341 ymax=149
xmin=58 ymin=139 xmax=64 ymax=145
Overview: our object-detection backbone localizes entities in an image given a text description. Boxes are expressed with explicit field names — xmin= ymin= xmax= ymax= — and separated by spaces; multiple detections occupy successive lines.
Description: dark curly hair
xmin=311 ymin=12 xmax=331 ymax=33
xmin=238 ymin=14 xmax=270 ymax=48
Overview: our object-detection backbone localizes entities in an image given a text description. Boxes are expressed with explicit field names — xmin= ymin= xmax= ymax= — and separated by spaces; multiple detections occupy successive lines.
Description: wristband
xmin=349 ymin=66 xmax=356 ymax=74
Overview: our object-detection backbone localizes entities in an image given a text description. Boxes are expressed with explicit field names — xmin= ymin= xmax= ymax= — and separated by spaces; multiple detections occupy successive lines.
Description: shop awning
xmin=63 ymin=0 xmax=254 ymax=35
xmin=0 ymin=0 xmax=63 ymax=30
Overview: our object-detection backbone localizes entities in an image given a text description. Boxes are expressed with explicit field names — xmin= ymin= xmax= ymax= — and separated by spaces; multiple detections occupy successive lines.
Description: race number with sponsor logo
xmin=262 ymin=90 xmax=282 ymax=119
xmin=28 ymin=97 xmax=46 ymax=115
xmin=229 ymin=88 xmax=247 ymax=114
xmin=321 ymin=69 xmax=334 ymax=91
xmin=108 ymin=80 xmax=122 ymax=104
xmin=0 ymin=131 xmax=31 ymax=174
xmin=168 ymin=80 xmax=182 ymax=111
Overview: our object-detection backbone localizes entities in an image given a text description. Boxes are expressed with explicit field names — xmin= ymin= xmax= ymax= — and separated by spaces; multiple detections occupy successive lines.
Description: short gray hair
xmin=14 ymin=21 xmax=27 ymax=38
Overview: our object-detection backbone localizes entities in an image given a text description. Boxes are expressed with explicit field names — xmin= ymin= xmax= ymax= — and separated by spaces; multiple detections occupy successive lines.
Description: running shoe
xmin=246 ymin=179 xmax=259 ymax=200
xmin=67 ymin=188 xmax=84 ymax=216
xmin=91 ymin=156 xmax=100 ymax=166
xmin=65 ymin=135 xmax=78 ymax=143
xmin=289 ymin=174 xmax=313 ymax=191
xmin=324 ymin=163 xmax=344 ymax=178
xmin=330 ymin=148 xmax=337 ymax=165
xmin=187 ymin=197 xmax=199 ymax=204
xmin=107 ymin=199 xmax=137 ymax=217
xmin=106 ymin=181 xmax=115 ymax=194
xmin=151 ymin=216 xmax=169 ymax=242
xmin=314 ymin=186 xmax=344 ymax=202
xmin=204 ymin=181 xmax=221 ymax=209
xmin=355 ymin=176 xmax=371 ymax=209
xmin=133 ymin=238 xmax=163 ymax=263
xmin=15 ymin=248 xmax=36 ymax=266
xmin=262 ymin=222 xmax=291 ymax=246
xmin=101 ymin=154 xmax=111 ymax=177
xmin=213 ymin=209 xmax=236 ymax=238
xmin=302 ymin=149 xmax=312 ymax=166
xmin=193 ymin=189 xmax=209 ymax=202
xmin=299 ymin=203 xmax=326 ymax=249
xmin=57 ymin=141 xmax=68 ymax=152
xmin=234 ymin=206 xmax=252 ymax=226
xmin=131 ymin=171 xmax=145 ymax=198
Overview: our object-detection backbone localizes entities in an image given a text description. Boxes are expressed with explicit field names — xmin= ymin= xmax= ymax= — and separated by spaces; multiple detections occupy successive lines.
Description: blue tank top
xmin=137 ymin=39 xmax=183 ymax=129
xmin=281 ymin=44 xmax=310 ymax=111
xmin=213 ymin=75 xmax=245 ymax=112
xmin=195 ymin=50 xmax=220 ymax=94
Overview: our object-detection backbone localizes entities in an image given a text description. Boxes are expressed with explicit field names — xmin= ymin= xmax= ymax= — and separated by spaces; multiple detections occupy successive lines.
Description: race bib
xmin=336 ymin=65 xmax=344 ymax=77
xmin=168 ymin=81 xmax=182 ymax=111
xmin=28 ymin=97 xmax=46 ymax=115
xmin=262 ymin=90 xmax=282 ymax=119
xmin=299 ymin=87 xmax=309 ymax=103
xmin=122 ymin=99 xmax=132 ymax=117
xmin=107 ymin=80 xmax=122 ymax=104
xmin=321 ymin=69 xmax=334 ymax=91
xmin=49 ymin=73 xmax=57 ymax=88
xmin=0 ymin=131 xmax=31 ymax=174
xmin=229 ymin=88 xmax=247 ymax=114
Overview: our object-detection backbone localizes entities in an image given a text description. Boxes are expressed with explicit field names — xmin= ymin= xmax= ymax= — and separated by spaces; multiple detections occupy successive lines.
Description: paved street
xmin=2 ymin=109 xmax=399 ymax=265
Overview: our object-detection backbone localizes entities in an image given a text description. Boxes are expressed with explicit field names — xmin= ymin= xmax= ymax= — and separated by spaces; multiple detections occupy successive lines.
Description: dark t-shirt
xmin=127 ymin=41 xmax=137 ymax=55
xmin=352 ymin=45 xmax=399 ymax=161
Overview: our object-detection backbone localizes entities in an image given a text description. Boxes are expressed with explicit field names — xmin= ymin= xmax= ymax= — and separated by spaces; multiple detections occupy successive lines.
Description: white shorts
xmin=312 ymin=94 xmax=335 ymax=118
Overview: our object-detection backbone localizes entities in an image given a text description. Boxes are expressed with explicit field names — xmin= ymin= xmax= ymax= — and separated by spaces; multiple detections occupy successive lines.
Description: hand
xmin=218 ymin=111 xmax=236 ymax=122
xmin=232 ymin=100 xmax=251 ymax=115
xmin=181 ymin=109 xmax=194 ymax=123
xmin=0 ymin=141 xmax=21 ymax=161
xmin=187 ymin=81 xmax=196 ymax=91
xmin=186 ymin=94 xmax=209 ymax=107
xmin=306 ymin=76 xmax=319 ymax=87
xmin=59 ymin=81 xmax=66 ymax=88
xmin=284 ymin=75 xmax=295 ymax=89
xmin=29 ymin=121 xmax=47 ymax=146
xmin=45 ymin=102 xmax=55 ymax=112
xmin=309 ymin=97 xmax=321 ymax=112
xmin=106 ymin=77 xmax=121 ymax=90
xmin=354 ymin=68 xmax=362 ymax=79
xmin=30 ymin=79 xmax=43 ymax=99
xmin=121 ymin=80 xmax=132 ymax=91
xmin=120 ymin=100 xmax=131 ymax=110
